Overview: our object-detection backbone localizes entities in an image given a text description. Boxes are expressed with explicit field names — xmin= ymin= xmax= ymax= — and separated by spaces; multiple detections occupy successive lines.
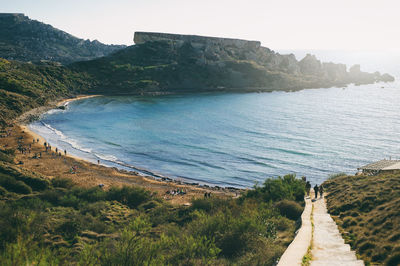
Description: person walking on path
xmin=314 ymin=184 xmax=319 ymax=199
xmin=319 ymin=185 xmax=324 ymax=198
xmin=306 ymin=181 xmax=311 ymax=197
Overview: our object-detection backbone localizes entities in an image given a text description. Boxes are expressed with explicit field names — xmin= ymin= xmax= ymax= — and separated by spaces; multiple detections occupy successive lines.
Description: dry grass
xmin=324 ymin=173 xmax=400 ymax=265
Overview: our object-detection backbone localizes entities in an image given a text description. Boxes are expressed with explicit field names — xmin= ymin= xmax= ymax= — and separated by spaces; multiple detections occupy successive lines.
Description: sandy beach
xmin=2 ymin=95 xmax=240 ymax=205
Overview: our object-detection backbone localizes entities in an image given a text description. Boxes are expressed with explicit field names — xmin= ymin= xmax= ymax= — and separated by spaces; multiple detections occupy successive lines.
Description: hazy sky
xmin=2 ymin=0 xmax=400 ymax=51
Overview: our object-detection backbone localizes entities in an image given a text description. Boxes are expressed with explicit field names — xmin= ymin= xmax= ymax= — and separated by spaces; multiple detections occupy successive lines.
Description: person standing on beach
xmin=314 ymin=184 xmax=319 ymax=199
xmin=319 ymin=185 xmax=324 ymax=198
xmin=64 ymin=150 xmax=67 ymax=156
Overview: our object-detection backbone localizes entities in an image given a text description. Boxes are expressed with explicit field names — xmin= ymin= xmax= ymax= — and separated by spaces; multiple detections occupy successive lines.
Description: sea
xmin=29 ymin=50 xmax=400 ymax=188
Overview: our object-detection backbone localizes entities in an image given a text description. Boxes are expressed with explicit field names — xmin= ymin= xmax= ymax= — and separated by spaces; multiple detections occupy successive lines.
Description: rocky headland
xmin=72 ymin=31 xmax=394 ymax=95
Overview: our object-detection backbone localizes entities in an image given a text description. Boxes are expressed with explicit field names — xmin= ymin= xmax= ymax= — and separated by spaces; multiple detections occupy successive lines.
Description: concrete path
xmin=310 ymin=197 xmax=364 ymax=266
xmin=277 ymin=197 xmax=312 ymax=266
xmin=278 ymin=193 xmax=364 ymax=266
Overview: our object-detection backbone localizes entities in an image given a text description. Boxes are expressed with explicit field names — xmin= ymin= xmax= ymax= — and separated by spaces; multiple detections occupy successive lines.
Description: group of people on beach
xmin=0 ymin=128 xmax=13 ymax=138
xmin=166 ymin=188 xmax=186 ymax=196
xmin=305 ymin=180 xmax=324 ymax=199
xmin=41 ymin=141 xmax=67 ymax=157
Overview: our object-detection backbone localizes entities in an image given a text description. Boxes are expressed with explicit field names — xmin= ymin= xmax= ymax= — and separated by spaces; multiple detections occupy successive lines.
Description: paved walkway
xmin=311 ymin=197 xmax=364 ymax=266
xmin=278 ymin=193 xmax=364 ymax=266
xmin=277 ymin=197 xmax=312 ymax=266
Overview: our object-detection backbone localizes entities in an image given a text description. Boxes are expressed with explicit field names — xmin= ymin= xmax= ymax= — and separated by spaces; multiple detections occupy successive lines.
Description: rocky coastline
xmin=71 ymin=32 xmax=394 ymax=95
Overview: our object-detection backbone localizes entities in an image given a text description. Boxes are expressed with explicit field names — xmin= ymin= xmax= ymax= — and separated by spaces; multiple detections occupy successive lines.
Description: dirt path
xmin=310 ymin=196 xmax=364 ymax=266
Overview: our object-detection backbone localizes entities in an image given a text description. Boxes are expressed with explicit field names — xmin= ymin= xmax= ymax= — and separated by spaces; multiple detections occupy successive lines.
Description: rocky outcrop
xmin=134 ymin=32 xmax=261 ymax=50
xmin=71 ymin=32 xmax=395 ymax=95
xmin=0 ymin=13 xmax=126 ymax=64
xmin=299 ymin=54 xmax=323 ymax=76
xmin=131 ymin=32 xmax=394 ymax=86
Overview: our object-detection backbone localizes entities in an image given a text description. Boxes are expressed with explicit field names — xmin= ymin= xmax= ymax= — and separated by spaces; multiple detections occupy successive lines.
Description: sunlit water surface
xmin=30 ymin=81 xmax=400 ymax=188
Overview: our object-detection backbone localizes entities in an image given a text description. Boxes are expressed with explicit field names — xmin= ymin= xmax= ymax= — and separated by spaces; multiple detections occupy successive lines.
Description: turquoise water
xmin=30 ymin=81 xmax=400 ymax=188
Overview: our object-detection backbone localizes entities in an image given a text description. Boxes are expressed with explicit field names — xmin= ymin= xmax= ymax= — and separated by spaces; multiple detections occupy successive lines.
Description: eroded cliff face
xmin=71 ymin=32 xmax=394 ymax=95
xmin=133 ymin=32 xmax=304 ymax=75
xmin=134 ymin=32 xmax=261 ymax=50
xmin=132 ymin=32 xmax=394 ymax=85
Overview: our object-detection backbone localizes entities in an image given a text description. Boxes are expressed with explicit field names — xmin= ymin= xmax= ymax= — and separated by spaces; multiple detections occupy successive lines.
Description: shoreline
xmin=7 ymin=95 xmax=241 ymax=204
xmin=20 ymin=94 xmax=104 ymax=164
xmin=16 ymin=94 xmax=102 ymax=125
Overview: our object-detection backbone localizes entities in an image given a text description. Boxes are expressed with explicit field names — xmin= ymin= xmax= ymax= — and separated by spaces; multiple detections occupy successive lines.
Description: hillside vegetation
xmin=0 ymin=146 xmax=306 ymax=265
xmin=0 ymin=13 xmax=125 ymax=64
xmin=324 ymin=173 xmax=400 ymax=265
xmin=0 ymin=58 xmax=96 ymax=127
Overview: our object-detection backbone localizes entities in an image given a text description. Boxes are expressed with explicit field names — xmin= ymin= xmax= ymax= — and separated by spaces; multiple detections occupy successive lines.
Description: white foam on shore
xmin=28 ymin=120 xmax=169 ymax=181
xmin=40 ymin=122 xmax=93 ymax=154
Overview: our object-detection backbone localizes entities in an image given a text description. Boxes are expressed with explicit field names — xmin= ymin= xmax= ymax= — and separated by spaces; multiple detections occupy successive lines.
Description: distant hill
xmin=71 ymin=32 xmax=395 ymax=95
xmin=0 ymin=13 xmax=126 ymax=64
xmin=0 ymin=58 xmax=96 ymax=127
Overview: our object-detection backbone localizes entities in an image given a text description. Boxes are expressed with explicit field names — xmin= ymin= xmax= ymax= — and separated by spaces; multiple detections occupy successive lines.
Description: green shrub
xmin=342 ymin=217 xmax=357 ymax=228
xmin=0 ymin=173 xmax=32 ymax=194
xmin=359 ymin=241 xmax=376 ymax=254
xmin=0 ymin=149 xmax=14 ymax=163
xmin=139 ymin=200 xmax=161 ymax=210
xmin=275 ymin=200 xmax=303 ymax=220
xmin=245 ymin=174 xmax=305 ymax=203
xmin=72 ymin=187 xmax=107 ymax=202
xmin=386 ymin=253 xmax=400 ymax=266
xmin=0 ymin=237 xmax=58 ymax=265
xmin=0 ymin=162 xmax=49 ymax=191
xmin=164 ymin=235 xmax=220 ymax=264
xmin=0 ymin=186 xmax=7 ymax=196
xmin=40 ymin=189 xmax=64 ymax=205
xmin=56 ymin=220 xmax=81 ymax=241
xmin=191 ymin=197 xmax=230 ymax=213
xmin=51 ymin=177 xmax=75 ymax=189
xmin=188 ymin=208 xmax=276 ymax=258
xmin=15 ymin=175 xmax=49 ymax=191
xmin=0 ymin=205 xmax=29 ymax=248
xmin=80 ymin=201 xmax=108 ymax=217
xmin=60 ymin=194 xmax=81 ymax=208
xmin=106 ymin=186 xmax=151 ymax=209
xmin=389 ymin=233 xmax=400 ymax=242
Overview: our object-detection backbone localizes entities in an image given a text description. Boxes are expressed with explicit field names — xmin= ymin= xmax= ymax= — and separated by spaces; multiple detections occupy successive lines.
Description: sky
xmin=2 ymin=0 xmax=400 ymax=51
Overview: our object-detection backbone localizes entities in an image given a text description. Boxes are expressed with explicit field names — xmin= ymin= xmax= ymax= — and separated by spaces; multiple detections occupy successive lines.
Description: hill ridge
xmin=0 ymin=13 xmax=126 ymax=64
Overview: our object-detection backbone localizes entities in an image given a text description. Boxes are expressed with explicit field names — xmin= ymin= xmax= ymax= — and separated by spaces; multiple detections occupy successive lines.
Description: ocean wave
xmin=94 ymin=153 xmax=118 ymax=162
xmin=44 ymin=109 xmax=63 ymax=116
xmin=40 ymin=122 xmax=93 ymax=154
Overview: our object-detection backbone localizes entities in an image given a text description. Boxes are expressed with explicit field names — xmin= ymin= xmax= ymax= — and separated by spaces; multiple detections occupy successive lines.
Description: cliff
xmin=0 ymin=13 xmax=126 ymax=64
xmin=71 ymin=32 xmax=394 ymax=95
xmin=134 ymin=31 xmax=261 ymax=50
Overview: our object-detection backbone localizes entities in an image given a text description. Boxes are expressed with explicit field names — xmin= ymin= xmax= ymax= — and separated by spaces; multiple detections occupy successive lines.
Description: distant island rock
xmin=71 ymin=32 xmax=394 ymax=95
xmin=0 ymin=13 xmax=126 ymax=64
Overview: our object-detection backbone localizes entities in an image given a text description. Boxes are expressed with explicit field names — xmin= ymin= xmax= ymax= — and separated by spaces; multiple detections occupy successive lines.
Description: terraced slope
xmin=324 ymin=174 xmax=400 ymax=265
